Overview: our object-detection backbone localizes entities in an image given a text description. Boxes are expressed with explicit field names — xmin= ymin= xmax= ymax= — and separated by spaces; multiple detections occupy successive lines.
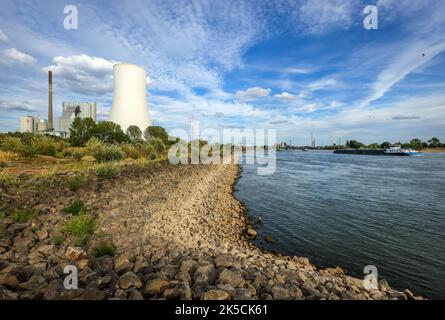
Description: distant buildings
xmin=54 ymin=101 xmax=97 ymax=137
xmin=19 ymin=115 xmax=48 ymax=133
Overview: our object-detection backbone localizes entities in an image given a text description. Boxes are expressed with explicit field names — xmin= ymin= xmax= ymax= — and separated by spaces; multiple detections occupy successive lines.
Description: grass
xmin=73 ymin=235 xmax=90 ymax=247
xmin=94 ymin=163 xmax=121 ymax=179
xmin=62 ymin=199 xmax=86 ymax=215
xmin=0 ymin=212 xmax=5 ymax=220
xmin=66 ymin=175 xmax=84 ymax=191
xmin=53 ymin=235 xmax=65 ymax=246
xmin=63 ymin=214 xmax=95 ymax=238
xmin=11 ymin=208 xmax=36 ymax=223
xmin=0 ymin=169 xmax=20 ymax=187
xmin=92 ymin=241 xmax=117 ymax=257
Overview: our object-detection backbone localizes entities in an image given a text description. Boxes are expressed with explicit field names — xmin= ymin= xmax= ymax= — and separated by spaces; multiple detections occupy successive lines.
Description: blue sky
xmin=0 ymin=0 xmax=444 ymax=145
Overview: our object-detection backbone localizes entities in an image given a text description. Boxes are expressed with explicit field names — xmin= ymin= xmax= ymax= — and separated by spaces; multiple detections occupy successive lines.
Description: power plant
xmin=48 ymin=70 xmax=53 ymax=130
xmin=109 ymin=63 xmax=150 ymax=132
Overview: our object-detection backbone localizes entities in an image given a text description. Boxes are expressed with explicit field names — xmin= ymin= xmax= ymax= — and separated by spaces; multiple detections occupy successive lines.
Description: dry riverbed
xmin=0 ymin=162 xmax=422 ymax=300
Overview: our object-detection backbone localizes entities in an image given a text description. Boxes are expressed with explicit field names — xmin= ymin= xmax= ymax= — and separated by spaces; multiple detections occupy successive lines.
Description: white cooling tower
xmin=109 ymin=63 xmax=150 ymax=132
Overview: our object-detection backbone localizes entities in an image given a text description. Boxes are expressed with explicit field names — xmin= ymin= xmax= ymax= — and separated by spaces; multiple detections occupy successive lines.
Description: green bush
xmin=63 ymin=214 xmax=95 ymax=237
xmin=92 ymin=242 xmax=117 ymax=257
xmin=121 ymin=144 xmax=141 ymax=159
xmin=148 ymin=137 xmax=166 ymax=154
xmin=94 ymin=163 xmax=121 ymax=179
xmin=66 ymin=176 xmax=84 ymax=191
xmin=0 ymin=136 xmax=23 ymax=153
xmin=88 ymin=139 xmax=124 ymax=162
xmin=53 ymin=235 xmax=65 ymax=246
xmin=33 ymin=136 xmax=58 ymax=156
xmin=73 ymin=235 xmax=90 ymax=247
xmin=0 ymin=212 xmax=5 ymax=220
xmin=12 ymin=208 xmax=36 ymax=223
xmin=62 ymin=199 xmax=86 ymax=215
xmin=72 ymin=151 xmax=84 ymax=161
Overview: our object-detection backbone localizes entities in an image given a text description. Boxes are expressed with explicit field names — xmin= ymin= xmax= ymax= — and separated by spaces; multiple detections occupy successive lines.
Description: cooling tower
xmin=109 ymin=63 xmax=150 ymax=132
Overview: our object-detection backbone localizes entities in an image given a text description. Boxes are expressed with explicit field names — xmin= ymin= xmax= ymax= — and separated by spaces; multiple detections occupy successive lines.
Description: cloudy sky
xmin=0 ymin=0 xmax=444 ymax=145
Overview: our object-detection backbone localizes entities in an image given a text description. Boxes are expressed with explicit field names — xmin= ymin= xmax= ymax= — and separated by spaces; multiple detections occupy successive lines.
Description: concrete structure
xmin=109 ymin=63 xmax=150 ymax=132
xmin=19 ymin=115 xmax=48 ymax=133
xmin=48 ymin=71 xmax=53 ymax=130
xmin=54 ymin=101 xmax=97 ymax=136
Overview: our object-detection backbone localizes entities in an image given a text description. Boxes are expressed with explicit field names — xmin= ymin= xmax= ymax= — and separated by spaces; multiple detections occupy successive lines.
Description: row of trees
xmin=344 ymin=137 xmax=443 ymax=150
xmin=68 ymin=118 xmax=170 ymax=147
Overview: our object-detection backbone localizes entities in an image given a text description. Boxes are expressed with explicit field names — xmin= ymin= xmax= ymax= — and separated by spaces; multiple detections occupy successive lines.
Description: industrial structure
xmin=109 ymin=63 xmax=150 ymax=132
xmin=48 ymin=71 xmax=53 ymax=130
xmin=19 ymin=115 xmax=48 ymax=133
xmin=54 ymin=101 xmax=97 ymax=136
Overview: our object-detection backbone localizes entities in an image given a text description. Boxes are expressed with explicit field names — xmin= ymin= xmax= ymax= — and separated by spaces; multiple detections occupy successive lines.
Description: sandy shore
xmin=0 ymin=163 xmax=422 ymax=300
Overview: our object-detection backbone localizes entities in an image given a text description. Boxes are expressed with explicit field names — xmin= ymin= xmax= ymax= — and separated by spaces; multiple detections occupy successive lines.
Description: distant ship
xmin=384 ymin=146 xmax=418 ymax=156
xmin=334 ymin=145 xmax=419 ymax=156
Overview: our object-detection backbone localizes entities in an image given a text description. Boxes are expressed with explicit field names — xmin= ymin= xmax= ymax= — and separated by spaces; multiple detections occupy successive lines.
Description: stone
xmin=145 ymin=278 xmax=170 ymax=296
xmin=128 ymin=289 xmax=144 ymax=300
xmin=114 ymin=254 xmax=132 ymax=275
xmin=81 ymin=288 xmax=107 ymax=300
xmin=28 ymin=250 xmax=44 ymax=264
xmin=235 ymin=288 xmax=253 ymax=300
xmin=194 ymin=263 xmax=216 ymax=287
xmin=44 ymin=279 xmax=62 ymax=300
xmin=246 ymin=228 xmax=257 ymax=239
xmin=202 ymin=289 xmax=231 ymax=300
xmin=0 ymin=274 xmax=19 ymax=289
xmin=272 ymin=286 xmax=292 ymax=300
xmin=35 ymin=230 xmax=49 ymax=241
xmin=77 ymin=259 xmax=89 ymax=270
xmin=37 ymin=244 xmax=56 ymax=256
xmin=404 ymin=289 xmax=415 ymax=300
xmin=179 ymin=284 xmax=193 ymax=300
xmin=65 ymin=247 xmax=86 ymax=261
xmin=218 ymin=269 xmax=245 ymax=288
xmin=215 ymin=254 xmax=233 ymax=268
xmin=164 ymin=287 xmax=182 ymax=300
xmin=175 ymin=271 xmax=192 ymax=283
xmin=118 ymin=272 xmax=142 ymax=289
xmin=180 ymin=259 xmax=198 ymax=277
xmin=264 ymin=236 xmax=276 ymax=243
xmin=325 ymin=267 xmax=344 ymax=276
xmin=18 ymin=275 xmax=46 ymax=290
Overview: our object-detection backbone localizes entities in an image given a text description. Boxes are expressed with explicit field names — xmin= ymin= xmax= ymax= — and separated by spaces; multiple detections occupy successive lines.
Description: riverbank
xmin=0 ymin=162 xmax=422 ymax=300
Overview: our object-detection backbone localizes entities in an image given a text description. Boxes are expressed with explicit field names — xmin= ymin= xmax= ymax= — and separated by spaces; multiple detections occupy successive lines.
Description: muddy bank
xmin=0 ymin=163 xmax=421 ymax=300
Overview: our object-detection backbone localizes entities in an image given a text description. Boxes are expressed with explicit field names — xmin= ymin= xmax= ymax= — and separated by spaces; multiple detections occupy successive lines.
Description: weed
xmin=11 ymin=208 xmax=36 ymax=223
xmin=62 ymin=200 xmax=86 ymax=215
xmin=92 ymin=241 xmax=117 ymax=257
xmin=63 ymin=215 xmax=95 ymax=237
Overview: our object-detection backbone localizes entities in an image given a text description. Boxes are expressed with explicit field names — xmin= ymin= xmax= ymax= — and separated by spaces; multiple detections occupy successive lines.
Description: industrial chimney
xmin=109 ymin=63 xmax=150 ymax=132
xmin=48 ymin=70 xmax=53 ymax=130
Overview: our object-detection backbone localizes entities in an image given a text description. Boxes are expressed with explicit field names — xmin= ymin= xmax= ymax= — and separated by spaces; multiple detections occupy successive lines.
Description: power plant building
xmin=19 ymin=115 xmax=48 ymax=133
xmin=109 ymin=63 xmax=150 ymax=132
xmin=54 ymin=101 xmax=97 ymax=136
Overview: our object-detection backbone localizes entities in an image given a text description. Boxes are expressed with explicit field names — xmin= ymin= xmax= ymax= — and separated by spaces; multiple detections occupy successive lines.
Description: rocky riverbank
xmin=0 ymin=162 xmax=421 ymax=300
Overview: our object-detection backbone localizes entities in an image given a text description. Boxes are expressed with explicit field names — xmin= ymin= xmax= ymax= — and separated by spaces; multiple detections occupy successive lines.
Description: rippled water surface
xmin=235 ymin=151 xmax=445 ymax=299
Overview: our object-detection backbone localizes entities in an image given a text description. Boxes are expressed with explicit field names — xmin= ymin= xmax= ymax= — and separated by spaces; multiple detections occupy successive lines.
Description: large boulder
xmin=218 ymin=269 xmax=245 ymax=288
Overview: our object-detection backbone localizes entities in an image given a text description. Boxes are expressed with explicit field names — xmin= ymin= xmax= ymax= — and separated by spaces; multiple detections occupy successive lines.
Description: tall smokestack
xmin=48 ymin=71 xmax=53 ymax=130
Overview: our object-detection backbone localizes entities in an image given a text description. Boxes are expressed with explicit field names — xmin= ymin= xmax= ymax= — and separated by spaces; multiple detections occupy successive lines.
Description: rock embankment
xmin=0 ymin=163 xmax=421 ymax=300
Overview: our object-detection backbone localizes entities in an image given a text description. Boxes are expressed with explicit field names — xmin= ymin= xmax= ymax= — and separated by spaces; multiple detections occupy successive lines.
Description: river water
xmin=235 ymin=150 xmax=445 ymax=299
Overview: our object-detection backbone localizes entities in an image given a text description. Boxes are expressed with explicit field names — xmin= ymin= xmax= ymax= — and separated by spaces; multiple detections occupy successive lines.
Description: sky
xmin=0 ymin=0 xmax=444 ymax=145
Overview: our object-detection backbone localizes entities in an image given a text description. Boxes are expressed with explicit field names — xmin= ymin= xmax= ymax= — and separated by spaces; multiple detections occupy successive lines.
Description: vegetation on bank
xmin=322 ymin=137 xmax=444 ymax=150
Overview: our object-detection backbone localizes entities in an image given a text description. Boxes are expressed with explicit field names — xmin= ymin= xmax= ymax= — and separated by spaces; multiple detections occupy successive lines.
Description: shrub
xmin=63 ymin=214 xmax=95 ymax=237
xmin=0 ymin=170 xmax=20 ymax=187
xmin=72 ymin=151 xmax=84 ymax=161
xmin=73 ymin=235 xmax=90 ymax=247
xmin=88 ymin=139 xmax=125 ymax=163
xmin=12 ymin=208 xmax=36 ymax=223
xmin=148 ymin=137 xmax=166 ymax=154
xmin=0 ymin=136 xmax=23 ymax=154
xmin=121 ymin=144 xmax=141 ymax=159
xmin=92 ymin=241 xmax=117 ymax=257
xmin=62 ymin=199 xmax=86 ymax=215
xmin=33 ymin=136 xmax=58 ymax=156
xmin=94 ymin=163 xmax=121 ymax=179
xmin=66 ymin=176 xmax=84 ymax=191
xmin=0 ymin=212 xmax=5 ymax=220
xmin=53 ymin=235 xmax=65 ymax=246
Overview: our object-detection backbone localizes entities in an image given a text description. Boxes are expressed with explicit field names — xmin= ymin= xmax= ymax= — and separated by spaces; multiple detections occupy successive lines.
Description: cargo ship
xmin=334 ymin=146 xmax=418 ymax=156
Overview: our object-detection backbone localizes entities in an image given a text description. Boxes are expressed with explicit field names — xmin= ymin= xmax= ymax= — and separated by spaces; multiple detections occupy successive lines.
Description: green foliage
xmin=12 ymin=208 xmax=36 ymax=223
xmin=380 ymin=141 xmax=391 ymax=149
xmin=93 ymin=121 xmax=129 ymax=144
xmin=62 ymin=199 xmax=86 ymax=215
xmin=63 ymin=214 xmax=95 ymax=237
xmin=92 ymin=241 xmax=117 ymax=257
xmin=346 ymin=140 xmax=366 ymax=149
xmin=1 ymin=136 xmax=23 ymax=154
xmin=126 ymin=125 xmax=143 ymax=144
xmin=94 ymin=163 xmax=121 ymax=179
xmin=409 ymin=139 xmax=423 ymax=150
xmin=0 ymin=170 xmax=20 ymax=187
xmin=66 ymin=175 xmax=84 ymax=191
xmin=121 ymin=144 xmax=141 ymax=159
xmin=148 ymin=137 xmax=166 ymax=154
xmin=69 ymin=118 xmax=97 ymax=147
xmin=0 ymin=134 xmax=60 ymax=157
xmin=144 ymin=126 xmax=169 ymax=144
xmin=0 ymin=212 xmax=5 ymax=220
xmin=367 ymin=143 xmax=380 ymax=149
xmin=53 ymin=235 xmax=65 ymax=246
xmin=87 ymin=139 xmax=125 ymax=162
xmin=428 ymin=137 xmax=442 ymax=148
xmin=73 ymin=235 xmax=90 ymax=247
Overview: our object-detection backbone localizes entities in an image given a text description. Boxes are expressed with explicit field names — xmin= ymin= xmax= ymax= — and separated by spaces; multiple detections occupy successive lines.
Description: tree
xmin=144 ymin=126 xmax=168 ymax=144
xmin=428 ymin=137 xmax=441 ymax=148
xmin=93 ymin=121 xmax=128 ymax=144
xmin=409 ymin=138 xmax=423 ymax=150
xmin=126 ymin=125 xmax=142 ymax=143
xmin=367 ymin=143 xmax=380 ymax=149
xmin=69 ymin=118 xmax=97 ymax=147
xmin=346 ymin=140 xmax=365 ymax=149
xmin=380 ymin=141 xmax=391 ymax=149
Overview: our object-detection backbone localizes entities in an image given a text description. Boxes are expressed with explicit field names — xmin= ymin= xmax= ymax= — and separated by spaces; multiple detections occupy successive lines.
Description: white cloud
xmin=235 ymin=86 xmax=271 ymax=101
xmin=43 ymin=54 xmax=118 ymax=95
xmin=4 ymin=48 xmax=36 ymax=65
xmin=306 ymin=78 xmax=338 ymax=91
xmin=0 ymin=29 xmax=8 ymax=42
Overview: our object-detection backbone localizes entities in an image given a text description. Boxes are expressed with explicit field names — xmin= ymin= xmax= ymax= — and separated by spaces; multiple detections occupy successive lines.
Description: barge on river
xmin=334 ymin=146 xmax=418 ymax=156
